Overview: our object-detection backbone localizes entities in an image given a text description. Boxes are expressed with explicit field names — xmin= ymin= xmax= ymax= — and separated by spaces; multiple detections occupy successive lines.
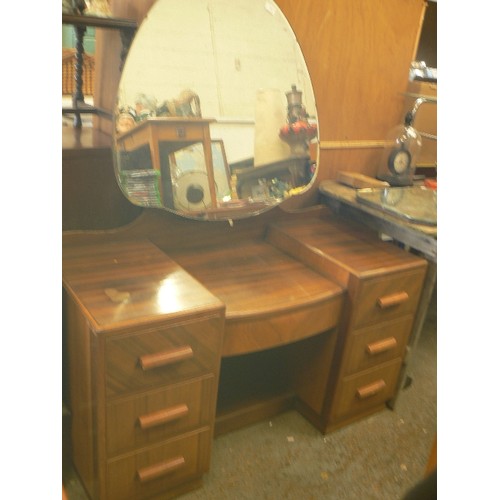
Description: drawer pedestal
xmin=63 ymin=240 xmax=225 ymax=500
xmin=268 ymin=214 xmax=427 ymax=431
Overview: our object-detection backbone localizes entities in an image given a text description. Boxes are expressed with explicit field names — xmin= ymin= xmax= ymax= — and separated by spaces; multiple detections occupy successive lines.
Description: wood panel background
xmin=92 ymin=0 xmax=427 ymax=211
xmin=62 ymin=140 xmax=142 ymax=230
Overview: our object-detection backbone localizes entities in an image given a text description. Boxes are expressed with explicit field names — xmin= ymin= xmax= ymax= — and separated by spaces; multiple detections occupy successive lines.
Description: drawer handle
xmin=356 ymin=379 xmax=386 ymax=399
xmin=139 ymin=346 xmax=194 ymax=371
xmin=137 ymin=456 xmax=186 ymax=483
xmin=366 ymin=337 xmax=397 ymax=355
xmin=377 ymin=291 xmax=409 ymax=309
xmin=138 ymin=404 xmax=189 ymax=430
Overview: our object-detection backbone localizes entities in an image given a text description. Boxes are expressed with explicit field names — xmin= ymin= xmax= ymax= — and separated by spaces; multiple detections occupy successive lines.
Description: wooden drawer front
xmin=353 ymin=270 xmax=425 ymax=329
xmin=344 ymin=316 xmax=414 ymax=376
xmin=105 ymin=317 xmax=223 ymax=398
xmin=332 ymin=360 xmax=402 ymax=420
xmin=106 ymin=429 xmax=211 ymax=500
xmin=157 ymin=125 xmax=206 ymax=142
xmin=106 ymin=376 xmax=216 ymax=457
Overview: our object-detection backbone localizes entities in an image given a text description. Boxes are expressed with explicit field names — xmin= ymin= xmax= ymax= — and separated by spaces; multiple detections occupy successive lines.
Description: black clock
xmin=387 ymin=147 xmax=412 ymax=176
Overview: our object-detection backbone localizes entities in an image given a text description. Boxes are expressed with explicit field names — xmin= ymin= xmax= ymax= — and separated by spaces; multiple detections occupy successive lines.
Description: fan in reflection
xmin=173 ymin=171 xmax=212 ymax=211
xmin=170 ymin=142 xmax=232 ymax=211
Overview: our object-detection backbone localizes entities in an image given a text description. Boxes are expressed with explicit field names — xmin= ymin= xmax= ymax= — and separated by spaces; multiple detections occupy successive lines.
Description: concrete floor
xmin=63 ymin=292 xmax=436 ymax=500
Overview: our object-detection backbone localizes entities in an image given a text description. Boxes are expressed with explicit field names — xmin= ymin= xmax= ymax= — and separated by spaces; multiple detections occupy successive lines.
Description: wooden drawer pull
xmin=356 ymin=379 xmax=386 ymax=399
xmin=139 ymin=346 xmax=193 ymax=371
xmin=138 ymin=404 xmax=189 ymax=430
xmin=377 ymin=291 xmax=409 ymax=309
xmin=137 ymin=456 xmax=185 ymax=483
xmin=366 ymin=337 xmax=397 ymax=355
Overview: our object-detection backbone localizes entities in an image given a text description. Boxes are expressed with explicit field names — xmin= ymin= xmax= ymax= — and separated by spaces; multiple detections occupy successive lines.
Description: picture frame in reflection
xmin=169 ymin=140 xmax=232 ymax=211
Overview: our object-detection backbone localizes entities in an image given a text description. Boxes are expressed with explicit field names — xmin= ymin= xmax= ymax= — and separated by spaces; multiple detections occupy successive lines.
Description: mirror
xmin=113 ymin=0 xmax=319 ymax=220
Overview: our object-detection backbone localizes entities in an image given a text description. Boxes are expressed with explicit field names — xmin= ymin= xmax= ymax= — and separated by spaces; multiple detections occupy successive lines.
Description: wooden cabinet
xmin=62 ymin=208 xmax=428 ymax=498
xmin=115 ymin=118 xmax=217 ymax=209
xmin=267 ymin=213 xmax=427 ymax=431
xmin=63 ymin=240 xmax=225 ymax=500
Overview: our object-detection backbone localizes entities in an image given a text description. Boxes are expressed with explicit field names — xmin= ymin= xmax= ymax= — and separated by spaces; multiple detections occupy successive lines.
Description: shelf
xmin=62 ymin=126 xmax=112 ymax=152
xmin=62 ymin=14 xmax=137 ymax=128
xmin=62 ymin=13 xmax=137 ymax=31
xmin=62 ymin=101 xmax=113 ymax=118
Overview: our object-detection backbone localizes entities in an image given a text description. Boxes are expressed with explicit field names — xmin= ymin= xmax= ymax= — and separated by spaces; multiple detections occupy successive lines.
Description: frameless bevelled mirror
xmin=113 ymin=0 xmax=319 ymax=220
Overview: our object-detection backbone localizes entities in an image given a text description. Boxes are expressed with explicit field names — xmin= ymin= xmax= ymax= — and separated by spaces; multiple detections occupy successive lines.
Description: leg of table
xmin=148 ymin=127 xmax=166 ymax=204
xmin=201 ymin=128 xmax=217 ymax=208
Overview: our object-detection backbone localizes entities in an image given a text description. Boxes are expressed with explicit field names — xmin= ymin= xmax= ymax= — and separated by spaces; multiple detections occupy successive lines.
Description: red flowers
xmin=279 ymin=121 xmax=317 ymax=140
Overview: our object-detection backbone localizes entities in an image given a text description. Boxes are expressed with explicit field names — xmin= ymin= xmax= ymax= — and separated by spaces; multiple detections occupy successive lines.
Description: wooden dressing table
xmin=63 ymin=205 xmax=426 ymax=499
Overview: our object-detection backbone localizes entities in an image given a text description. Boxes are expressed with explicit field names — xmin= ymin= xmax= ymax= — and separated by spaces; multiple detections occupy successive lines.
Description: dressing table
xmin=116 ymin=118 xmax=217 ymax=208
xmin=62 ymin=2 xmax=429 ymax=498
xmin=63 ymin=206 xmax=426 ymax=499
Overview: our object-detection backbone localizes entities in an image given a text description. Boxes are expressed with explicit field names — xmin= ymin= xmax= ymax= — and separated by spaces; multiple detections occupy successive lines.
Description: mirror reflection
xmin=114 ymin=0 xmax=319 ymax=220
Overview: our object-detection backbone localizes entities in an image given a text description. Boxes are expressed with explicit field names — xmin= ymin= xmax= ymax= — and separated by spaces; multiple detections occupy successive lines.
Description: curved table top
xmin=170 ymin=239 xmax=344 ymax=356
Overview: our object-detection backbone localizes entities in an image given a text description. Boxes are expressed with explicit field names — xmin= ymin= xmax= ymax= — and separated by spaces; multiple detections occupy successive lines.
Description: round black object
xmin=186 ymin=184 xmax=205 ymax=204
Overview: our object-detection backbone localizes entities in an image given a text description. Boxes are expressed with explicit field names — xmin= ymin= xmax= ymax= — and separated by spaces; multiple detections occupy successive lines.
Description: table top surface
xmin=319 ymin=180 xmax=437 ymax=262
xmin=62 ymin=239 xmax=224 ymax=331
xmin=170 ymin=239 xmax=343 ymax=320
xmin=320 ymin=180 xmax=437 ymax=237
xmin=116 ymin=117 xmax=216 ymax=141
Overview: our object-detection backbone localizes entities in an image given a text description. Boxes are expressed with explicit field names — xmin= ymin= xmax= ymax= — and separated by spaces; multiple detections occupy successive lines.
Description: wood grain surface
xmin=63 ymin=239 xmax=224 ymax=331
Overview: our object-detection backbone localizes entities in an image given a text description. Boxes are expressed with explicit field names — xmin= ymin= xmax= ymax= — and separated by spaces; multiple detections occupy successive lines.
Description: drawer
xmin=106 ymin=428 xmax=211 ymax=500
xmin=105 ymin=316 xmax=223 ymax=398
xmin=352 ymin=269 xmax=425 ymax=329
xmin=343 ymin=316 xmax=414 ymax=376
xmin=106 ymin=376 xmax=217 ymax=457
xmin=332 ymin=359 xmax=402 ymax=420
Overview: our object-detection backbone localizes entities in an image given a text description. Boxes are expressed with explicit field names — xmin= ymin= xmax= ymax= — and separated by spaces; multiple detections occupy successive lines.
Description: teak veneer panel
xmin=63 ymin=239 xmax=226 ymax=500
xmin=342 ymin=316 xmax=414 ymax=376
xmin=62 ymin=132 xmax=143 ymax=231
xmin=351 ymin=272 xmax=425 ymax=329
xmin=104 ymin=318 xmax=223 ymax=398
xmin=63 ymin=204 xmax=428 ymax=497
xmin=105 ymin=429 xmax=212 ymax=500
xmin=267 ymin=214 xmax=426 ymax=285
xmin=61 ymin=204 xmax=323 ymax=253
xmin=169 ymin=239 xmax=344 ymax=356
xmin=266 ymin=213 xmax=427 ymax=430
xmin=106 ymin=376 xmax=215 ymax=456
xmin=222 ymin=298 xmax=342 ymax=356
xmin=331 ymin=358 xmax=403 ymax=420
xmin=63 ymin=239 xmax=224 ymax=331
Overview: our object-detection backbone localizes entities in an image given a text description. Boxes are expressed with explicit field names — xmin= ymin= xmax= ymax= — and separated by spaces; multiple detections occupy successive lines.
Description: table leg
xmin=202 ymin=132 xmax=217 ymax=208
